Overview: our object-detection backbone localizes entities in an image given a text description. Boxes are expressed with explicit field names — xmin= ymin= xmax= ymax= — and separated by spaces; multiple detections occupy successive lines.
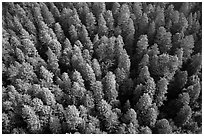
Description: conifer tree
xmin=49 ymin=116 xmax=62 ymax=134
xmin=48 ymin=2 xmax=60 ymax=22
xmin=69 ymin=25 xmax=78 ymax=43
xmin=155 ymin=77 xmax=169 ymax=107
xmin=92 ymin=59 xmax=102 ymax=80
xmin=148 ymin=21 xmax=156 ymax=43
xmin=103 ymin=71 xmax=118 ymax=103
xmin=155 ymin=26 xmax=172 ymax=53
xmin=98 ymin=13 xmax=108 ymax=37
xmin=154 ymin=6 xmax=165 ymax=28
xmin=140 ymin=126 xmax=152 ymax=134
xmin=65 ymin=105 xmax=83 ymax=131
xmin=180 ymin=35 xmax=194 ymax=61
xmin=92 ymin=2 xmax=106 ymax=19
xmin=46 ymin=47 xmax=59 ymax=74
xmin=61 ymin=72 xmax=72 ymax=93
xmin=104 ymin=10 xmax=114 ymax=32
xmin=86 ymin=12 xmax=96 ymax=36
xmin=91 ymin=81 xmax=104 ymax=104
xmin=155 ymin=119 xmax=172 ymax=134
xmin=38 ymin=87 xmax=56 ymax=106
xmin=22 ymin=105 xmax=41 ymax=133
xmin=72 ymin=70 xmax=85 ymax=88
xmin=175 ymin=105 xmax=192 ymax=126
xmin=138 ymin=13 xmax=148 ymax=34
xmin=112 ymin=2 xmax=120 ymax=22
xmin=136 ymin=35 xmax=149 ymax=60
xmin=54 ymin=23 xmax=66 ymax=44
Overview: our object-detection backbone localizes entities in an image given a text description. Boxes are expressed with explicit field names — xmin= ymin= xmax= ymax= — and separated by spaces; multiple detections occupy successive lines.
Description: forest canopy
xmin=2 ymin=2 xmax=202 ymax=134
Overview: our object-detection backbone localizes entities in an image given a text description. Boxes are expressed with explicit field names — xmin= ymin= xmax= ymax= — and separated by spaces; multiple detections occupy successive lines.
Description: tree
xmin=140 ymin=126 xmax=152 ymax=134
xmin=2 ymin=113 xmax=12 ymax=134
xmin=138 ymin=66 xmax=150 ymax=84
xmin=21 ymin=38 xmax=38 ymax=57
xmin=118 ymin=50 xmax=131 ymax=75
xmin=69 ymin=25 xmax=78 ymax=43
xmin=72 ymin=70 xmax=85 ymax=88
xmin=154 ymin=6 xmax=165 ymax=28
xmin=104 ymin=10 xmax=114 ymax=32
xmin=49 ymin=116 xmax=62 ymax=134
xmin=102 ymin=71 xmax=118 ymax=103
xmin=155 ymin=26 xmax=172 ymax=53
xmin=148 ymin=21 xmax=156 ymax=43
xmin=135 ymin=35 xmax=149 ymax=61
xmin=112 ymin=2 xmax=120 ymax=22
xmin=180 ymin=35 xmax=194 ymax=61
xmin=86 ymin=12 xmax=96 ymax=36
xmin=92 ymin=59 xmax=102 ymax=80
xmin=48 ymin=39 xmax=62 ymax=58
xmin=40 ymin=3 xmax=55 ymax=26
xmin=38 ymin=87 xmax=56 ymax=106
xmin=187 ymin=81 xmax=201 ymax=104
xmin=136 ymin=93 xmax=158 ymax=127
xmin=136 ymin=93 xmax=152 ymax=111
xmin=175 ymin=105 xmax=192 ymax=126
xmin=54 ymin=23 xmax=66 ymax=43
xmin=46 ymin=47 xmax=59 ymax=74
xmin=40 ymin=66 xmax=54 ymax=87
xmin=48 ymin=2 xmax=60 ymax=21
xmin=138 ymin=13 xmax=148 ymax=34
xmin=15 ymin=47 xmax=25 ymax=63
xmin=82 ymin=49 xmax=92 ymax=64
xmin=91 ymin=81 xmax=104 ymax=104
xmin=92 ymin=2 xmax=106 ymax=19
xmin=155 ymin=77 xmax=169 ymax=107
xmin=65 ymin=105 xmax=83 ymax=131
xmin=21 ymin=105 xmax=41 ymax=133
xmin=80 ymin=63 xmax=96 ymax=86
xmin=71 ymin=82 xmax=86 ymax=105
xmin=144 ymin=77 xmax=156 ymax=98
xmin=155 ymin=119 xmax=172 ymax=134
xmin=97 ymin=13 xmax=108 ymax=37
xmin=138 ymin=54 xmax=149 ymax=70
xmin=82 ymin=91 xmax=95 ymax=112
xmin=122 ymin=108 xmax=138 ymax=126
xmin=187 ymin=53 xmax=201 ymax=76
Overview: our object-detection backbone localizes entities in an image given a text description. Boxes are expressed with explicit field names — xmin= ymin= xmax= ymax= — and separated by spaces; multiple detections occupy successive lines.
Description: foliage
xmin=2 ymin=2 xmax=202 ymax=134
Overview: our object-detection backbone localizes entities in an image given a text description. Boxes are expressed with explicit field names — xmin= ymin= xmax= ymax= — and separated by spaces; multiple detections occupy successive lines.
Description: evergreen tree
xmin=97 ymin=13 xmax=108 ymax=37
xmin=154 ymin=6 xmax=165 ymax=28
xmin=91 ymin=81 xmax=104 ymax=104
xmin=46 ymin=47 xmax=59 ymax=74
xmin=61 ymin=72 xmax=72 ymax=93
xmin=155 ymin=77 xmax=169 ymax=107
xmin=86 ymin=12 xmax=96 ymax=36
xmin=155 ymin=119 xmax=172 ymax=134
xmin=92 ymin=2 xmax=106 ymax=19
xmin=69 ymin=25 xmax=78 ymax=43
xmin=38 ymin=87 xmax=56 ymax=106
xmin=54 ymin=23 xmax=66 ymax=44
xmin=103 ymin=71 xmax=118 ymax=103
xmin=175 ymin=105 xmax=192 ymax=126
xmin=92 ymin=59 xmax=102 ymax=80
xmin=155 ymin=26 xmax=172 ymax=53
xmin=104 ymin=10 xmax=114 ymax=32
xmin=138 ymin=13 xmax=148 ymax=34
xmin=65 ymin=105 xmax=83 ymax=131
xmin=48 ymin=2 xmax=60 ymax=22
xmin=49 ymin=116 xmax=62 ymax=134
xmin=22 ymin=105 xmax=41 ymax=133
xmin=180 ymin=35 xmax=194 ymax=61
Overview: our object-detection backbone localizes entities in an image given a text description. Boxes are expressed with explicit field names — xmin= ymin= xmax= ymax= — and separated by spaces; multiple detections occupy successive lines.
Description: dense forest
xmin=2 ymin=2 xmax=202 ymax=134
